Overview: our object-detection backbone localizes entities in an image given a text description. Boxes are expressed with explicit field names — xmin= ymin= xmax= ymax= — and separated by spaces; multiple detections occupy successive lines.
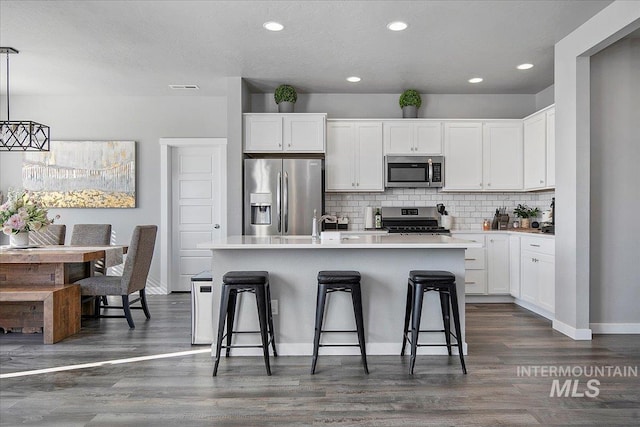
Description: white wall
xmin=554 ymin=0 xmax=640 ymax=339
xmin=251 ymin=93 xmax=537 ymax=119
xmin=535 ymin=85 xmax=555 ymax=110
xmin=589 ymin=38 xmax=640 ymax=328
xmin=0 ymin=95 xmax=227 ymax=293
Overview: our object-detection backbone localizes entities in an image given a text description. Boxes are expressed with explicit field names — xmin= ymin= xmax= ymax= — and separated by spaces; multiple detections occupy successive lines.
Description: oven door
xmin=385 ymin=156 xmax=430 ymax=188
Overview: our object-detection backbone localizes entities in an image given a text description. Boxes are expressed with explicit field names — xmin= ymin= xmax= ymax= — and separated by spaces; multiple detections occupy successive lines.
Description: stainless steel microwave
xmin=385 ymin=155 xmax=444 ymax=188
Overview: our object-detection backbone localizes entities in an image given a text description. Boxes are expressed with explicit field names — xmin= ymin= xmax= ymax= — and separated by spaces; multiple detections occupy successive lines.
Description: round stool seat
xmin=409 ymin=270 xmax=455 ymax=283
xmin=317 ymin=270 xmax=361 ymax=285
xmin=223 ymin=271 xmax=269 ymax=285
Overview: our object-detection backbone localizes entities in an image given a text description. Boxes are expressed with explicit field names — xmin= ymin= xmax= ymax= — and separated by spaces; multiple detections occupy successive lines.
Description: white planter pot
xmin=10 ymin=231 xmax=29 ymax=247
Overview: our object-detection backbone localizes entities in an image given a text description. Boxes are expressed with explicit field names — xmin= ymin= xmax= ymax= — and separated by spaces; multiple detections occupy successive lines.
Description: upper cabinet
xmin=244 ymin=113 xmax=326 ymax=153
xmin=545 ymin=107 xmax=555 ymax=187
xmin=483 ymin=121 xmax=523 ymax=191
xmin=326 ymin=120 xmax=384 ymax=192
xmin=443 ymin=122 xmax=484 ymax=190
xmin=443 ymin=121 xmax=523 ymax=192
xmin=523 ymin=105 xmax=555 ymax=190
xmin=383 ymin=121 xmax=442 ymax=155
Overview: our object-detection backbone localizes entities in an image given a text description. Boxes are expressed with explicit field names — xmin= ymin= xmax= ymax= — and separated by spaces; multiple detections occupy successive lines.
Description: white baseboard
xmin=207 ymin=342 xmax=468 ymax=356
xmin=552 ymin=318 xmax=592 ymax=340
xmin=466 ymin=295 xmax=514 ymax=303
xmin=513 ymin=298 xmax=554 ymax=321
xmin=590 ymin=323 xmax=640 ymax=334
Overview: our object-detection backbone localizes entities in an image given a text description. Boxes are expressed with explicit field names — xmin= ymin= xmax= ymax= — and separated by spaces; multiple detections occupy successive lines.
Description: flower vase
xmin=520 ymin=218 xmax=531 ymax=229
xmin=10 ymin=231 xmax=30 ymax=247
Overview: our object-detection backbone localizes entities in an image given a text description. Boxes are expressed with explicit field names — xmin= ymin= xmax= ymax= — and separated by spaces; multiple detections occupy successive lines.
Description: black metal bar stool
xmin=401 ymin=270 xmax=467 ymax=374
xmin=312 ymin=270 xmax=369 ymax=374
xmin=213 ymin=271 xmax=277 ymax=376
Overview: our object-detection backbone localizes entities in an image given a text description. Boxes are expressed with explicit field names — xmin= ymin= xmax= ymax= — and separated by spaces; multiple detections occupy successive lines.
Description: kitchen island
xmin=198 ymin=234 xmax=481 ymax=356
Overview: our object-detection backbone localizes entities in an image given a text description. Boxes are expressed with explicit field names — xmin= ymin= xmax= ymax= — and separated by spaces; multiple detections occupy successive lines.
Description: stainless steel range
xmin=381 ymin=207 xmax=450 ymax=235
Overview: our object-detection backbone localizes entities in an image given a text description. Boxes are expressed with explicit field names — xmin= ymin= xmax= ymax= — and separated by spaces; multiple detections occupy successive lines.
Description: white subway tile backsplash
xmin=325 ymin=189 xmax=555 ymax=231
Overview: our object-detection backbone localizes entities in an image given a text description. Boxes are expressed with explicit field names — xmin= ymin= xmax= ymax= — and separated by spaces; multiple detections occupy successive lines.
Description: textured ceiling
xmin=0 ymin=0 xmax=614 ymax=97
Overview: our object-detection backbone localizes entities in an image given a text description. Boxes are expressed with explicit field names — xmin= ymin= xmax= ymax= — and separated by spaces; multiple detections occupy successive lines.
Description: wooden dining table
xmin=0 ymin=245 xmax=127 ymax=343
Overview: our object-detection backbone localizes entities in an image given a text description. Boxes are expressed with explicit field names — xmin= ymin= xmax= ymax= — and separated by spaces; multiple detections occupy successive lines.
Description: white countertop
xmin=452 ymin=230 xmax=556 ymax=239
xmin=198 ymin=234 xmax=482 ymax=250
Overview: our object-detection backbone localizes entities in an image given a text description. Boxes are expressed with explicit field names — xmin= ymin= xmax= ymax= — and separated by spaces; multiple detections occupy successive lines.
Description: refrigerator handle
xmin=277 ymin=172 xmax=282 ymax=233
xmin=283 ymin=172 xmax=289 ymax=233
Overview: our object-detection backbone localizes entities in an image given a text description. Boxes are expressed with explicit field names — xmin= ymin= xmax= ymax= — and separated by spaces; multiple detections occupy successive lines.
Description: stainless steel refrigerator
xmin=244 ymin=158 xmax=324 ymax=236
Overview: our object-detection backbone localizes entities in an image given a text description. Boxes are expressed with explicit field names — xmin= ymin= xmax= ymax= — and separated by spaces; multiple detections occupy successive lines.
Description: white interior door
xmin=170 ymin=145 xmax=225 ymax=292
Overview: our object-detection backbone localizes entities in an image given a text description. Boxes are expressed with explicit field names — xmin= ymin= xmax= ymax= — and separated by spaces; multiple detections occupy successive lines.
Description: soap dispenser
xmin=311 ymin=209 xmax=318 ymax=239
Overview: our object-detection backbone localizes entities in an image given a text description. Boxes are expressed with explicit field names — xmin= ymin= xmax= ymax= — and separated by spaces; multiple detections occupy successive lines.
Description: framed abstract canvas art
xmin=22 ymin=140 xmax=136 ymax=208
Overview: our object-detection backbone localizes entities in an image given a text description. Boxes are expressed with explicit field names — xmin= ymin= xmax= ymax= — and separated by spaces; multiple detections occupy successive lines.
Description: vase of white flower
xmin=1 ymin=189 xmax=58 ymax=246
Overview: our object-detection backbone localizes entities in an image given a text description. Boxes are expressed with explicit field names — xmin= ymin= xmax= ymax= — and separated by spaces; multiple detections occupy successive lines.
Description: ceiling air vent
xmin=169 ymin=84 xmax=200 ymax=90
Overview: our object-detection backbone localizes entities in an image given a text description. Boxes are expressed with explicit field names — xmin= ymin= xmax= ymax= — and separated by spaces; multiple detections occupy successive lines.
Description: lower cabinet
xmin=509 ymin=235 xmax=521 ymax=298
xmin=519 ymin=236 xmax=555 ymax=315
xmin=460 ymin=232 xmax=555 ymax=318
xmin=487 ymin=234 xmax=510 ymax=294
xmin=463 ymin=234 xmax=486 ymax=295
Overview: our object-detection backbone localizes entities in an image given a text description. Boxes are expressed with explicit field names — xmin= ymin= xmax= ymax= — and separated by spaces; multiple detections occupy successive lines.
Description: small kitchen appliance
xmin=384 ymin=156 xmax=444 ymax=188
xmin=541 ymin=197 xmax=555 ymax=234
xmin=381 ymin=207 xmax=450 ymax=235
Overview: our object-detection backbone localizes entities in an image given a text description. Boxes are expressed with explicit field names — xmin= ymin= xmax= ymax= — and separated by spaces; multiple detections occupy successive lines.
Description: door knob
xmin=214 ymin=224 xmax=220 ymax=229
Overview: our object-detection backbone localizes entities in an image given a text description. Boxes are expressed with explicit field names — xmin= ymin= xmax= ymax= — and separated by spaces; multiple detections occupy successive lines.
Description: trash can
xmin=191 ymin=270 xmax=214 ymax=344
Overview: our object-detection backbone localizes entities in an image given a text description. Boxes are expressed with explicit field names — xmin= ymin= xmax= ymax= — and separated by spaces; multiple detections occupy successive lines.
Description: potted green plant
xmin=274 ymin=84 xmax=297 ymax=113
xmin=399 ymin=89 xmax=422 ymax=118
xmin=513 ymin=203 xmax=540 ymax=229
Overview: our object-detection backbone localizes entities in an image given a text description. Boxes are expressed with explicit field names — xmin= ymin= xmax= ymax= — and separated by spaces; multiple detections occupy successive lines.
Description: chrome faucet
xmin=312 ymin=213 xmax=338 ymax=239
xmin=318 ymin=214 xmax=338 ymax=226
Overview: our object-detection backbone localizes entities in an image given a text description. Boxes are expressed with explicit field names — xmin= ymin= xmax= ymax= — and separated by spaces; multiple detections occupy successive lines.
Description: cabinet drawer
xmin=465 ymin=248 xmax=486 ymax=269
xmin=521 ymin=236 xmax=554 ymax=255
xmin=464 ymin=269 xmax=487 ymax=294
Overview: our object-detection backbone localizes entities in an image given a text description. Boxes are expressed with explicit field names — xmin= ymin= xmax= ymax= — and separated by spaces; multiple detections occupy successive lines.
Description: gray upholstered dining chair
xmin=75 ymin=225 xmax=157 ymax=329
xmin=70 ymin=224 xmax=112 ymax=275
xmin=29 ymin=224 xmax=66 ymax=245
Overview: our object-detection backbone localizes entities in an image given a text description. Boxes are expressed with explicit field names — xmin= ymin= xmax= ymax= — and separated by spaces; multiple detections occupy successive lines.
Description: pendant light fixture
xmin=1 ymin=47 xmax=50 ymax=151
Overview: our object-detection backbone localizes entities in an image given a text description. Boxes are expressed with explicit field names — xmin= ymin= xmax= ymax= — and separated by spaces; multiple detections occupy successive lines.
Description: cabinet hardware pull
xmin=530 ymin=244 xmax=540 ymax=247
xmin=465 ymin=281 xmax=476 ymax=285
xmin=465 ymin=258 xmax=476 ymax=261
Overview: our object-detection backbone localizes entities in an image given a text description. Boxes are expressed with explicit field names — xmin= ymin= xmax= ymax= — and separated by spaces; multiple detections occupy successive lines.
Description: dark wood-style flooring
xmin=1 ymin=296 xmax=639 ymax=426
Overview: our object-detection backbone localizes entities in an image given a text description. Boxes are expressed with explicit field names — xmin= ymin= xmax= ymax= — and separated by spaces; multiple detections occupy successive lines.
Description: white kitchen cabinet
xmin=444 ymin=121 xmax=522 ymax=192
xmin=443 ymin=122 xmax=483 ymax=190
xmin=326 ymin=121 xmax=383 ymax=192
xmin=383 ymin=121 xmax=442 ymax=155
xmin=462 ymin=234 xmax=487 ymax=295
xmin=482 ymin=122 xmax=523 ymax=191
xmin=244 ymin=113 xmax=326 ymax=153
xmin=509 ymin=235 xmax=521 ymax=298
xmin=519 ymin=236 xmax=555 ymax=315
xmin=487 ymin=234 xmax=510 ymax=294
xmin=545 ymin=107 xmax=555 ymax=187
xmin=522 ymin=105 xmax=558 ymax=190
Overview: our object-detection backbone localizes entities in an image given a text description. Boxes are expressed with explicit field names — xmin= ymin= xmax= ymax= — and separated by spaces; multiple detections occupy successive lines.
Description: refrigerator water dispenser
xmin=250 ymin=193 xmax=272 ymax=225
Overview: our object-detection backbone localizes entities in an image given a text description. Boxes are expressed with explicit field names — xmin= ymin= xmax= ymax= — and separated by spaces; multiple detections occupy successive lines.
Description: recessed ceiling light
xmin=517 ymin=63 xmax=534 ymax=70
xmin=468 ymin=77 xmax=483 ymax=84
xmin=387 ymin=21 xmax=408 ymax=31
xmin=263 ymin=21 xmax=284 ymax=31
xmin=346 ymin=76 xmax=361 ymax=83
